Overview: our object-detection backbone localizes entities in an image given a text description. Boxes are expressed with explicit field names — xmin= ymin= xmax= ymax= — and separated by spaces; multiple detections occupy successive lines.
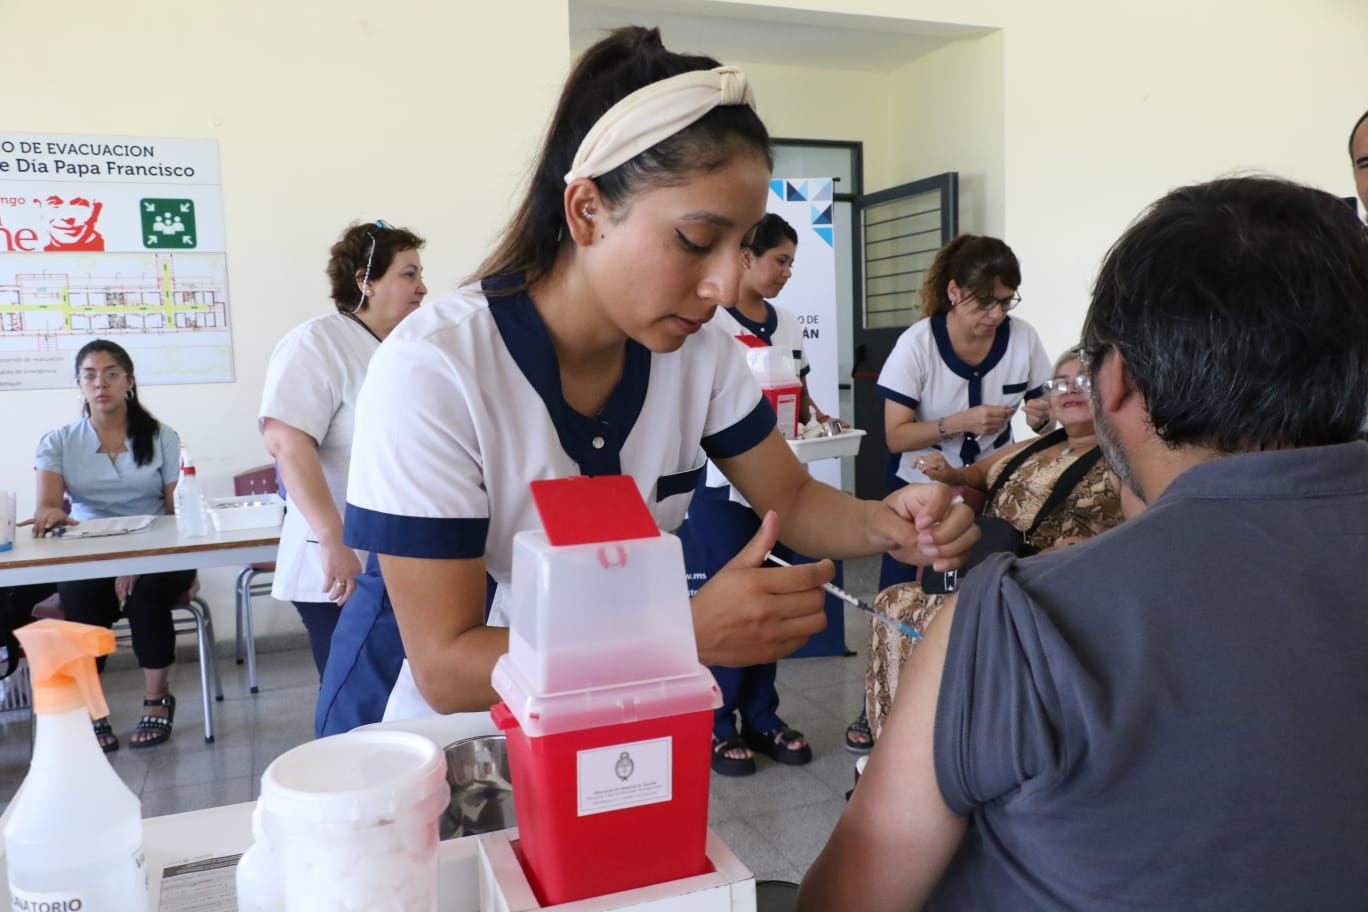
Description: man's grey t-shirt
xmin=930 ymin=443 xmax=1368 ymax=910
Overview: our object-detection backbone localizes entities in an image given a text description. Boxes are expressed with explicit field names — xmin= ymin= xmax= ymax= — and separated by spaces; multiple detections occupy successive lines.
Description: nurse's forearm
xmin=405 ymin=626 xmax=509 ymax=714
xmin=383 ymin=554 xmax=505 ymax=714
xmin=772 ymin=478 xmax=888 ymax=560
xmin=884 ymin=419 xmax=945 ymax=454
xmin=262 ymin=420 xmax=343 ymax=546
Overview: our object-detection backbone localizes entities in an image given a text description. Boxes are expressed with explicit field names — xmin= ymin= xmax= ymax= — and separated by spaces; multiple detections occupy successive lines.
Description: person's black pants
xmin=56 ymin=570 xmax=197 ymax=670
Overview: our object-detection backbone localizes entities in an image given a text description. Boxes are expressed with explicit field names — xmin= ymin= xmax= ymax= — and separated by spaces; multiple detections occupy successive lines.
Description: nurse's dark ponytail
xmin=74 ymin=339 xmax=162 ymax=467
xmin=475 ymin=26 xmax=772 ymax=292
xmin=919 ymin=234 xmax=1021 ymax=319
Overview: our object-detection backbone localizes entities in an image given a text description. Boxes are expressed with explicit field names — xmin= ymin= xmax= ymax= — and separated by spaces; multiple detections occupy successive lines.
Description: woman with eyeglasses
xmin=29 ymin=339 xmax=193 ymax=751
xmin=841 ymin=234 xmax=1054 ymax=753
xmin=314 ymin=26 xmax=980 ymax=736
xmin=862 ymin=347 xmax=1122 ymax=740
xmin=258 ymin=221 xmax=427 ymax=677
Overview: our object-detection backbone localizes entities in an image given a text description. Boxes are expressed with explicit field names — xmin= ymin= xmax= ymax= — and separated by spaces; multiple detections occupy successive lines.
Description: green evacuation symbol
xmin=140 ymin=198 xmax=197 ymax=248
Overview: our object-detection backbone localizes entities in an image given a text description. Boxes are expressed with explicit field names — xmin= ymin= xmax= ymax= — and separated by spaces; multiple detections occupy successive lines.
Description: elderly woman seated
xmin=863 ymin=347 xmax=1123 ymax=739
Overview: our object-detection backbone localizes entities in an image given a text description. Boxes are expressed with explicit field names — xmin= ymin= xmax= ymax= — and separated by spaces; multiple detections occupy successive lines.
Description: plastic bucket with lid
xmin=255 ymin=730 xmax=447 ymax=912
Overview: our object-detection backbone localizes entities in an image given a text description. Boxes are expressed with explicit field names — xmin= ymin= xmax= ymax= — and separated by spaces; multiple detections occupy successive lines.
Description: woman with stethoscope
xmin=258 ymin=221 xmax=426 ymax=677
xmin=314 ymin=27 xmax=981 ymax=737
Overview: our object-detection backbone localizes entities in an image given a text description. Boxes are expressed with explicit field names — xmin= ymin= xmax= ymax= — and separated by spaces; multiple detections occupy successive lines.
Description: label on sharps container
xmin=577 ymin=736 xmax=672 ymax=816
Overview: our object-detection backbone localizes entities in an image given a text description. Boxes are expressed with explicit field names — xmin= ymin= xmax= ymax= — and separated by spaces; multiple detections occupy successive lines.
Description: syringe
xmin=764 ymin=552 xmax=922 ymax=641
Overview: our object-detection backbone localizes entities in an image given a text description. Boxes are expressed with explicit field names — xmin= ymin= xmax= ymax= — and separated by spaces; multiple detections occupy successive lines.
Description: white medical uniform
xmin=317 ymin=279 xmax=774 ymax=732
xmin=258 ymin=311 xmax=377 ymax=602
xmin=876 ymin=312 xmax=1052 ymax=486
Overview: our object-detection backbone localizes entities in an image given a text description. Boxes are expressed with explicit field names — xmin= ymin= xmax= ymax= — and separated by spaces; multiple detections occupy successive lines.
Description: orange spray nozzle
xmin=13 ymin=619 xmax=115 ymax=718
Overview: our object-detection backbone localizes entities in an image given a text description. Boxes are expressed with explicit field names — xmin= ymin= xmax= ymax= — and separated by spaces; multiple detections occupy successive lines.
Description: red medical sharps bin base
xmin=493 ymin=702 xmax=713 ymax=905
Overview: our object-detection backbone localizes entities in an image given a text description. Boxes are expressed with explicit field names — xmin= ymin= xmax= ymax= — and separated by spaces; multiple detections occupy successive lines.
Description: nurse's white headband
xmin=564 ymin=65 xmax=757 ymax=184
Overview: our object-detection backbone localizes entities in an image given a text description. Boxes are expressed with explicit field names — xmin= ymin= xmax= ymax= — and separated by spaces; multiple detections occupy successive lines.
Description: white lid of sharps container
xmin=259 ymin=730 xmax=447 ymax=826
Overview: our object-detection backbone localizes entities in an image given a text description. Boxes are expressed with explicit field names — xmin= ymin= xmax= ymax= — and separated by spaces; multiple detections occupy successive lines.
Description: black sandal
xmin=130 ymin=694 xmax=175 ymax=749
xmin=711 ymin=735 xmax=756 ymax=777
xmin=743 ymin=726 xmax=813 ymax=766
xmin=845 ymin=708 xmax=874 ymax=755
xmin=92 ymin=717 xmax=119 ymax=754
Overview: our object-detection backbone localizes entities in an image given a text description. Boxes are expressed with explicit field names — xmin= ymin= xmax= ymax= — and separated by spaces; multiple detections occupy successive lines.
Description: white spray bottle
xmin=5 ymin=619 xmax=148 ymax=911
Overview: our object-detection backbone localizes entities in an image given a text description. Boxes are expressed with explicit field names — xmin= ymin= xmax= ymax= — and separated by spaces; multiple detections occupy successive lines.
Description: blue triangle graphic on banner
xmin=769 ymin=179 xmax=785 ymax=200
xmin=814 ymin=226 xmax=834 ymax=247
xmin=812 ymin=204 xmax=832 ymax=226
xmin=785 ymin=181 xmax=807 ymax=202
xmin=811 ymin=180 xmax=833 ymax=201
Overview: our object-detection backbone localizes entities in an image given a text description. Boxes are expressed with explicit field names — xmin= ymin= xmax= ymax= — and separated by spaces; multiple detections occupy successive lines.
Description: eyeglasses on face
xmin=1043 ymin=374 xmax=1092 ymax=394
xmin=357 ymin=219 xmax=394 ymax=311
xmin=78 ymin=368 xmax=128 ymax=384
xmin=963 ymin=291 xmax=1022 ymax=314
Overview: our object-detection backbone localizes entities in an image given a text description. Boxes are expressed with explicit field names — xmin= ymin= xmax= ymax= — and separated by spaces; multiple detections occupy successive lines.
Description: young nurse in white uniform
xmin=258 ymin=222 xmax=427 ymax=676
xmin=690 ymin=213 xmax=837 ymax=775
xmin=316 ymin=27 xmax=979 ymax=736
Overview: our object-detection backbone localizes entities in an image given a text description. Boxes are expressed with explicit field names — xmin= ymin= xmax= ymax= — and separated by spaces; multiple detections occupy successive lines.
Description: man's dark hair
xmin=1081 ymin=176 xmax=1368 ymax=452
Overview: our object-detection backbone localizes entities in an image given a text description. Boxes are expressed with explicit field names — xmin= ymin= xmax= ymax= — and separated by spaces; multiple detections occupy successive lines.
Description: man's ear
xmin=1094 ymin=348 xmax=1138 ymax=419
xmin=564 ymin=178 xmax=603 ymax=247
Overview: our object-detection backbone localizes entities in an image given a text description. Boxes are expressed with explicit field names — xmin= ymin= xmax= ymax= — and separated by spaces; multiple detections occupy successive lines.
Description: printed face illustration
xmin=43 ymin=194 xmax=105 ymax=251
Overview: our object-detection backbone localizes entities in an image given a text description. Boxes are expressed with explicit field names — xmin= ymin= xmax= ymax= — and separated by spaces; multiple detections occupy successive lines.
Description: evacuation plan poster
xmin=0 ymin=131 xmax=234 ymax=389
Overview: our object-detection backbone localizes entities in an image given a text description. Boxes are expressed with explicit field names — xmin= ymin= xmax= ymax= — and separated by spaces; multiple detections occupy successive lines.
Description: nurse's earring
xmin=581 ymin=205 xmax=593 ymax=220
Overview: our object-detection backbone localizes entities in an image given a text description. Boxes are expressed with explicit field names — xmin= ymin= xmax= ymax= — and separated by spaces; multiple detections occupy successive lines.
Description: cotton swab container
xmin=252 ymin=730 xmax=447 ymax=912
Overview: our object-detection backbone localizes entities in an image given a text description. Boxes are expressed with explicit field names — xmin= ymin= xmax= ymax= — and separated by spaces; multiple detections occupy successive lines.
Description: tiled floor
xmin=0 ymin=557 xmax=881 ymax=885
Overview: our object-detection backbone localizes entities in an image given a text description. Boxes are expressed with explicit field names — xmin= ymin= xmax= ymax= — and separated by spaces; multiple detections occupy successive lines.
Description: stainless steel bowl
xmin=439 ymin=734 xmax=516 ymax=840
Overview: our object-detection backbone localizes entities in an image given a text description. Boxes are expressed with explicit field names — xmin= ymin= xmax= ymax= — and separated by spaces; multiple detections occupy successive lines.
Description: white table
xmin=0 ymin=515 xmax=279 ymax=586
xmin=0 ymin=515 xmax=280 ymax=742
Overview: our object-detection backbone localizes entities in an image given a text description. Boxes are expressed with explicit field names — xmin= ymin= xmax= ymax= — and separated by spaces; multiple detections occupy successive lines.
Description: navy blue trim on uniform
xmin=344 ymin=504 xmax=489 ymax=559
xmin=725 ymin=301 xmax=778 ymax=343
xmin=657 ymin=465 xmax=705 ymax=501
xmin=1024 ymin=384 xmax=1046 ymax=401
xmin=930 ymin=312 xmax=1013 ymax=381
xmin=484 ymin=277 xmax=650 ymax=477
xmin=929 ymin=312 xmax=1015 ymax=466
xmin=799 ymin=365 xmax=811 ymax=378
xmin=875 ymin=384 xmax=920 ymax=412
xmin=702 ymin=398 xmax=775 ymax=460
xmin=1002 ymin=381 xmax=1028 ymax=394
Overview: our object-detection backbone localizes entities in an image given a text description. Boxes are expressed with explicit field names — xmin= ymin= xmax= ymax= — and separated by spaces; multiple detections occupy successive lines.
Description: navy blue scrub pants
xmin=292 ymin=600 xmax=342 ymax=678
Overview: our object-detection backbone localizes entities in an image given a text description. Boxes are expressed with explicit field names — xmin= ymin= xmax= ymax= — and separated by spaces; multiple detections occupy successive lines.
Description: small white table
xmin=0 ymin=515 xmax=279 ymax=586
xmin=0 ymin=515 xmax=280 ymax=741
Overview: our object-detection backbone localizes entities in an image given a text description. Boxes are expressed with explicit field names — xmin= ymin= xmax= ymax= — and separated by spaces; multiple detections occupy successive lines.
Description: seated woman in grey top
xmin=31 ymin=339 xmax=193 ymax=752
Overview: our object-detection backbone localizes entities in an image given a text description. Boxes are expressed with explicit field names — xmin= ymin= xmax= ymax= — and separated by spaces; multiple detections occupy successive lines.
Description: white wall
xmin=731 ymin=61 xmax=893 ymax=191
xmin=999 ymin=1 xmax=1368 ymax=357
xmin=887 ymin=31 xmax=1005 ymax=238
xmin=1 ymin=0 xmax=572 ymax=637
xmin=712 ymin=0 xmax=1368 ymax=359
